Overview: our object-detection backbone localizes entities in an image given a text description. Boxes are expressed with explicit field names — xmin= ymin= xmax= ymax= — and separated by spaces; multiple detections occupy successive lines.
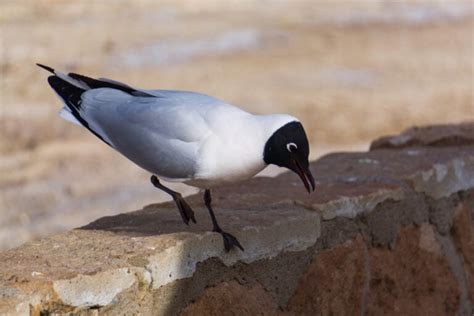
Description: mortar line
xmin=435 ymin=230 xmax=471 ymax=315
xmin=360 ymin=238 xmax=371 ymax=316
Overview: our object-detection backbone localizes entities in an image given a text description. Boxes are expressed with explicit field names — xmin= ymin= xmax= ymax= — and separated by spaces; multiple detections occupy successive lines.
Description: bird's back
xmin=80 ymin=88 xmax=252 ymax=181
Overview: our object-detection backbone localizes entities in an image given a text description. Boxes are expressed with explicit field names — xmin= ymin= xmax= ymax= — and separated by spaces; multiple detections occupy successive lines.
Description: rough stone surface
xmin=314 ymin=187 xmax=404 ymax=220
xmin=180 ymin=281 xmax=279 ymax=316
xmin=370 ymin=122 xmax=474 ymax=150
xmin=428 ymin=194 xmax=461 ymax=235
xmin=286 ymin=236 xmax=368 ymax=315
xmin=0 ymin=204 xmax=319 ymax=315
xmin=1 ymin=123 xmax=474 ymax=315
xmin=364 ymin=189 xmax=429 ymax=247
xmin=148 ymin=246 xmax=318 ymax=316
xmin=53 ymin=268 xmax=139 ymax=307
xmin=436 ymin=229 xmax=472 ymax=315
xmin=409 ymin=157 xmax=474 ymax=199
xmin=452 ymin=204 xmax=474 ymax=302
xmin=143 ymin=205 xmax=320 ymax=289
xmin=367 ymin=224 xmax=460 ymax=315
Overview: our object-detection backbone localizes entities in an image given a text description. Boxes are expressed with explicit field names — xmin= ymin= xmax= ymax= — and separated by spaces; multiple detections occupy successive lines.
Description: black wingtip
xmin=36 ymin=63 xmax=55 ymax=74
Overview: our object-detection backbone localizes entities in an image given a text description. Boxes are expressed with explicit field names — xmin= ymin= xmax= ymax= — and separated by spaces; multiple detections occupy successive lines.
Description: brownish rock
xmin=370 ymin=122 xmax=474 ymax=150
xmin=180 ymin=280 xmax=279 ymax=316
xmin=2 ymin=124 xmax=474 ymax=314
xmin=286 ymin=236 xmax=367 ymax=315
xmin=367 ymin=224 xmax=460 ymax=315
xmin=452 ymin=203 xmax=474 ymax=302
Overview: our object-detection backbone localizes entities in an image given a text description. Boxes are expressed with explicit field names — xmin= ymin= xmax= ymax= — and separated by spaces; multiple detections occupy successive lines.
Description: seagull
xmin=37 ymin=63 xmax=315 ymax=252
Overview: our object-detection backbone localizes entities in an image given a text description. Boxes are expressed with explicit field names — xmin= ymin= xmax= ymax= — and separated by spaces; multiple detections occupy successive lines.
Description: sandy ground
xmin=0 ymin=0 xmax=473 ymax=250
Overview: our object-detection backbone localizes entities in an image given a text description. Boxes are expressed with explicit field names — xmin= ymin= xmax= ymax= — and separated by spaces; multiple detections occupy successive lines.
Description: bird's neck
xmin=255 ymin=114 xmax=299 ymax=142
xmin=190 ymin=113 xmax=297 ymax=186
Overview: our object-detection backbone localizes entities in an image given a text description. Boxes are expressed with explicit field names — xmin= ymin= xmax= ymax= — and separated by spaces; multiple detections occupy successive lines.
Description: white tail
xmin=59 ymin=107 xmax=82 ymax=126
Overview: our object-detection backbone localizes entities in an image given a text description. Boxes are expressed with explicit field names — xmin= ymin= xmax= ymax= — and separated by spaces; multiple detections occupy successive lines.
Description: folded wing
xmin=39 ymin=64 xmax=214 ymax=180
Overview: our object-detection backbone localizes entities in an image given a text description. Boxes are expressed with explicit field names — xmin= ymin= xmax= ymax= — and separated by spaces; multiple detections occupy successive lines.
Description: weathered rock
xmin=452 ymin=204 xmax=474 ymax=302
xmin=367 ymin=224 xmax=460 ymax=315
xmin=180 ymin=281 xmax=279 ymax=316
xmin=53 ymin=268 xmax=140 ymax=307
xmin=427 ymin=194 xmax=461 ymax=235
xmin=85 ymin=203 xmax=321 ymax=289
xmin=409 ymin=156 xmax=474 ymax=199
xmin=1 ymin=124 xmax=474 ymax=314
xmin=313 ymin=145 xmax=474 ymax=201
xmin=313 ymin=186 xmax=404 ymax=220
xmin=0 ymin=204 xmax=320 ymax=315
xmin=286 ymin=236 xmax=368 ymax=315
xmin=370 ymin=122 xmax=474 ymax=150
xmin=364 ymin=189 xmax=429 ymax=246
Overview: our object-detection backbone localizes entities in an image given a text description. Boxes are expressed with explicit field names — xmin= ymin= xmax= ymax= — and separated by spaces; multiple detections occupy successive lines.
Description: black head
xmin=263 ymin=121 xmax=315 ymax=193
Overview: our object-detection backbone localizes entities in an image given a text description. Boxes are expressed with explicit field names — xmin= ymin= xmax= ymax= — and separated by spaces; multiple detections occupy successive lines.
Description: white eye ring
xmin=286 ymin=142 xmax=297 ymax=152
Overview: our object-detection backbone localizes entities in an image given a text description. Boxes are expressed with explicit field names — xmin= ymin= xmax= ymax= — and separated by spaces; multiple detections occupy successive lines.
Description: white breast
xmin=186 ymin=112 xmax=297 ymax=188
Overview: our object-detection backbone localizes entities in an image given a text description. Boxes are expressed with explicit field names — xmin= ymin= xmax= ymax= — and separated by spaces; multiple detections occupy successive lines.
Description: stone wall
xmin=1 ymin=123 xmax=473 ymax=315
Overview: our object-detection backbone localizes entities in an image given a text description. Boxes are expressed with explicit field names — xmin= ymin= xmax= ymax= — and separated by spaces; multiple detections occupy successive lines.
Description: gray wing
xmin=79 ymin=89 xmax=216 ymax=180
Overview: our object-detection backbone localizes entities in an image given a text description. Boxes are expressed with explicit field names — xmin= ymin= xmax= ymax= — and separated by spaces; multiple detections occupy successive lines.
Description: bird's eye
xmin=286 ymin=142 xmax=297 ymax=152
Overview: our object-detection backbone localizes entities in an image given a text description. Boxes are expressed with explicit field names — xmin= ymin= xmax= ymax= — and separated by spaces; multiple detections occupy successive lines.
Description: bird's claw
xmin=215 ymin=229 xmax=244 ymax=252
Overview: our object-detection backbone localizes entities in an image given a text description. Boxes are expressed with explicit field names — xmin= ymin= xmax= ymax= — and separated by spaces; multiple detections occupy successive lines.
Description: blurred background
xmin=0 ymin=0 xmax=472 ymax=250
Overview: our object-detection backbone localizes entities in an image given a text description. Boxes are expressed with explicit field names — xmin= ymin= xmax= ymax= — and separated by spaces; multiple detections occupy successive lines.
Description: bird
xmin=37 ymin=63 xmax=315 ymax=252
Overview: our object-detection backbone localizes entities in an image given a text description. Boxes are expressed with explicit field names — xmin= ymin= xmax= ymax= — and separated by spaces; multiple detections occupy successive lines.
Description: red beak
xmin=294 ymin=159 xmax=315 ymax=193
